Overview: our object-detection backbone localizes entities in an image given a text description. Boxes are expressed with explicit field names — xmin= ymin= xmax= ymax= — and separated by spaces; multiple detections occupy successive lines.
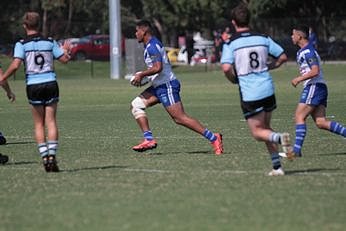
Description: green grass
xmin=0 ymin=58 xmax=345 ymax=231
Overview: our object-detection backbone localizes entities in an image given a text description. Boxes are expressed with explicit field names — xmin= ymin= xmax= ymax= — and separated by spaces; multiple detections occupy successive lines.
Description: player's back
xmin=14 ymin=35 xmax=63 ymax=85
xmin=222 ymin=32 xmax=284 ymax=101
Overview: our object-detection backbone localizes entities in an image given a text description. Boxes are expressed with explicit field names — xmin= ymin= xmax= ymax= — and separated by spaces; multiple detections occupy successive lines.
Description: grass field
xmin=0 ymin=58 xmax=345 ymax=231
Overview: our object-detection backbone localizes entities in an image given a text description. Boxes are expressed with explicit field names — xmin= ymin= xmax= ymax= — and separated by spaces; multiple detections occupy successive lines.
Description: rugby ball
xmin=130 ymin=72 xmax=150 ymax=87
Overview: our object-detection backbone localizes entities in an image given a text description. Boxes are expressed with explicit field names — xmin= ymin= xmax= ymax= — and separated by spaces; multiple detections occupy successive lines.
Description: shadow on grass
xmin=5 ymin=141 xmax=36 ymax=145
xmin=161 ymin=150 xmax=212 ymax=155
xmin=61 ymin=165 xmax=128 ymax=173
xmin=149 ymin=150 xmax=231 ymax=155
xmin=317 ymin=152 xmax=346 ymax=156
xmin=285 ymin=167 xmax=342 ymax=175
xmin=5 ymin=161 xmax=36 ymax=165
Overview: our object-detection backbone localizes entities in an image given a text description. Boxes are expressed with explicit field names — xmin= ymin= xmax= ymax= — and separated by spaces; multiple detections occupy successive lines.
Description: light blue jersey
xmin=296 ymin=43 xmax=325 ymax=87
xmin=221 ymin=31 xmax=284 ymax=101
xmin=143 ymin=37 xmax=176 ymax=88
xmin=13 ymin=34 xmax=64 ymax=85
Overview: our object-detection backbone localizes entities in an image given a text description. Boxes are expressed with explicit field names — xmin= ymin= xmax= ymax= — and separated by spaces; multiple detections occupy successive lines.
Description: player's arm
xmin=221 ymin=63 xmax=238 ymax=84
xmin=132 ymin=61 xmax=162 ymax=87
xmin=142 ymin=61 xmax=162 ymax=76
xmin=291 ymin=64 xmax=319 ymax=87
xmin=268 ymin=53 xmax=287 ymax=70
xmin=56 ymin=40 xmax=71 ymax=64
xmin=0 ymin=65 xmax=16 ymax=102
xmin=0 ymin=81 xmax=15 ymax=102
xmin=0 ymin=58 xmax=22 ymax=83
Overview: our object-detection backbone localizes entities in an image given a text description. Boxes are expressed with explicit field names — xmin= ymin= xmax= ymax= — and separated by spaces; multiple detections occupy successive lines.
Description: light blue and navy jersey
xmin=221 ymin=31 xmax=284 ymax=101
xmin=13 ymin=34 xmax=64 ymax=85
xmin=143 ymin=37 xmax=176 ymax=87
xmin=296 ymin=43 xmax=325 ymax=87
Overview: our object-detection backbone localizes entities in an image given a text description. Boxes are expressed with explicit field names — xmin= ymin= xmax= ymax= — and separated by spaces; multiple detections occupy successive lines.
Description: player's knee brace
xmin=131 ymin=97 xmax=147 ymax=119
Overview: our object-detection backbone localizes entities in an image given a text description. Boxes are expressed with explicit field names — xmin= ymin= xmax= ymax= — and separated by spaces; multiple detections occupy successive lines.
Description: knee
xmin=250 ymin=130 xmax=262 ymax=141
xmin=131 ymin=97 xmax=147 ymax=119
xmin=172 ymin=116 xmax=184 ymax=125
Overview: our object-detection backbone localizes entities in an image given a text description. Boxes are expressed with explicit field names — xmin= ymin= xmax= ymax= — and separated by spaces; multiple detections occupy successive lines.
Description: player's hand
xmin=7 ymin=91 xmax=15 ymax=102
xmin=131 ymin=72 xmax=142 ymax=87
xmin=61 ymin=40 xmax=71 ymax=53
xmin=291 ymin=77 xmax=301 ymax=87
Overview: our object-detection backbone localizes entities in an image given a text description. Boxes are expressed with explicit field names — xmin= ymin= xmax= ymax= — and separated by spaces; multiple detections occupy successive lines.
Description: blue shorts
xmin=147 ymin=79 xmax=181 ymax=107
xmin=300 ymin=83 xmax=328 ymax=107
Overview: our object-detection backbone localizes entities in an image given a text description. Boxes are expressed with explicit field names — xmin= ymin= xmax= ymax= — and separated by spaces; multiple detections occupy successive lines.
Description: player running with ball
xmin=130 ymin=19 xmax=223 ymax=155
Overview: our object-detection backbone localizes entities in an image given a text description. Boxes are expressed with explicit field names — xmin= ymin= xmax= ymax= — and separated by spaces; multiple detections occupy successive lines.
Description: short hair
xmin=231 ymin=4 xmax=250 ymax=27
xmin=136 ymin=19 xmax=153 ymax=34
xmin=294 ymin=25 xmax=309 ymax=39
xmin=23 ymin=12 xmax=40 ymax=30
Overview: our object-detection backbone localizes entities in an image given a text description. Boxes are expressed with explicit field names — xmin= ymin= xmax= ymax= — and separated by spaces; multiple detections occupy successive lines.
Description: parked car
xmin=69 ymin=34 xmax=110 ymax=61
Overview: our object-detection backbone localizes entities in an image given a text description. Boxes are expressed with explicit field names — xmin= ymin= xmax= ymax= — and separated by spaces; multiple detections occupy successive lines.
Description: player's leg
xmin=162 ymin=82 xmax=223 ymax=155
xmin=31 ymin=104 xmax=50 ymax=170
xmin=292 ymin=103 xmax=314 ymax=156
xmin=312 ymin=105 xmax=346 ymax=137
xmin=246 ymin=112 xmax=283 ymax=175
xmin=131 ymin=89 xmax=159 ymax=152
xmin=0 ymin=153 xmax=9 ymax=164
xmin=0 ymin=131 xmax=7 ymax=145
xmin=45 ymin=103 xmax=59 ymax=172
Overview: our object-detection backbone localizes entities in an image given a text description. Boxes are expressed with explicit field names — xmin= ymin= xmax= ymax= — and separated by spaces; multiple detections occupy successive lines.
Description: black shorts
xmin=26 ymin=81 xmax=59 ymax=106
xmin=241 ymin=94 xmax=277 ymax=119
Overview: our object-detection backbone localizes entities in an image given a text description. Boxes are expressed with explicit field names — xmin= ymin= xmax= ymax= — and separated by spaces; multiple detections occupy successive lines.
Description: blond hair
xmin=23 ymin=12 xmax=40 ymax=30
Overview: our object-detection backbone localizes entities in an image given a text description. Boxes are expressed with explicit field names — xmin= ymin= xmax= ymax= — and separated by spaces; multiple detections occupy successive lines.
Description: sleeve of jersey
xmin=147 ymin=45 xmax=162 ymax=63
xmin=13 ymin=42 xmax=25 ymax=59
xmin=52 ymin=40 xmax=64 ymax=59
xmin=268 ymin=37 xmax=284 ymax=58
xmin=220 ymin=43 xmax=233 ymax=64
xmin=304 ymin=50 xmax=319 ymax=67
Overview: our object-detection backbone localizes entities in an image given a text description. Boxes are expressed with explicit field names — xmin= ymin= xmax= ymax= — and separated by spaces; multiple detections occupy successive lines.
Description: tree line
xmin=0 ymin=0 xmax=345 ymax=47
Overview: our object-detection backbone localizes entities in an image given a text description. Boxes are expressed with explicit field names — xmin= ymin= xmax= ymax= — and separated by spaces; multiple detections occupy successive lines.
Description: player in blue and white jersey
xmin=0 ymin=12 xmax=71 ymax=172
xmin=221 ymin=4 xmax=290 ymax=176
xmin=286 ymin=25 xmax=346 ymax=159
xmin=130 ymin=19 xmax=223 ymax=154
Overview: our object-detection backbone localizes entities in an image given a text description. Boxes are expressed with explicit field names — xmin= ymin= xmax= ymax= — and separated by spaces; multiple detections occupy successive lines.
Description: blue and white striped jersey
xmin=13 ymin=34 xmax=64 ymax=85
xmin=221 ymin=31 xmax=284 ymax=101
xmin=296 ymin=43 xmax=325 ymax=87
xmin=143 ymin=37 xmax=176 ymax=87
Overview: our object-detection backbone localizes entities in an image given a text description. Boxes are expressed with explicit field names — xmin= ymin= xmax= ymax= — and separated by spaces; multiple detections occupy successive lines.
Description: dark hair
xmin=231 ymin=4 xmax=250 ymax=27
xmin=136 ymin=19 xmax=153 ymax=33
xmin=294 ymin=25 xmax=309 ymax=39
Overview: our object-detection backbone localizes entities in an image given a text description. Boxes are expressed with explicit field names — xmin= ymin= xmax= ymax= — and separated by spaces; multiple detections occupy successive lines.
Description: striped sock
xmin=203 ymin=129 xmax=216 ymax=142
xmin=38 ymin=143 xmax=48 ymax=158
xmin=271 ymin=153 xmax=281 ymax=170
xmin=293 ymin=124 xmax=306 ymax=155
xmin=47 ymin=140 xmax=58 ymax=156
xmin=143 ymin=130 xmax=153 ymax=141
xmin=330 ymin=121 xmax=346 ymax=137
xmin=269 ymin=132 xmax=280 ymax=144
